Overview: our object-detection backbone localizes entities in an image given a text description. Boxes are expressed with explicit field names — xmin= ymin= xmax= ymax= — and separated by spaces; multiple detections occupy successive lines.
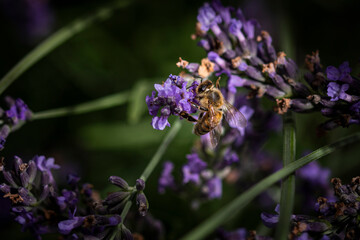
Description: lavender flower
xmin=158 ymin=161 xmax=176 ymax=194
xmin=1 ymin=155 xmax=145 ymax=239
xmin=0 ymin=97 xmax=32 ymax=150
xmin=261 ymin=177 xmax=360 ymax=239
xmin=305 ymin=55 xmax=360 ymax=130
xmin=172 ymin=0 xmax=360 ymax=132
xmin=146 ymin=74 xmax=198 ymax=130
xmin=0 ymin=155 xmax=59 ymax=239
xmin=156 ymin=91 xmax=281 ymax=207
xmin=4 ymin=97 xmax=32 ymax=125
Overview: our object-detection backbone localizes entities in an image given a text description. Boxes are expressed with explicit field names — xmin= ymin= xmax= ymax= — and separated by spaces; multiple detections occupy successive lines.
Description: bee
xmin=180 ymin=78 xmax=247 ymax=148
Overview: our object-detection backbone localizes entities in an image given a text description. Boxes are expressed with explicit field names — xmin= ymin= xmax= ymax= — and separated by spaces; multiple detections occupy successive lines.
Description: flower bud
xmin=136 ymin=193 xmax=148 ymax=217
xmin=27 ymin=160 xmax=37 ymax=185
xmin=135 ymin=179 xmax=145 ymax=191
xmin=39 ymin=185 xmax=50 ymax=202
xmin=104 ymin=191 xmax=130 ymax=206
xmin=109 ymin=176 xmax=129 ymax=190
xmin=20 ymin=171 xmax=30 ymax=188
xmin=3 ymin=170 xmax=17 ymax=187
xmin=0 ymin=183 xmax=10 ymax=193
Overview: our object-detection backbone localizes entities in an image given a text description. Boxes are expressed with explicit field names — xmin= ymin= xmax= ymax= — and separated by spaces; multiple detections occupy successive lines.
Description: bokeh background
xmin=0 ymin=0 xmax=360 ymax=239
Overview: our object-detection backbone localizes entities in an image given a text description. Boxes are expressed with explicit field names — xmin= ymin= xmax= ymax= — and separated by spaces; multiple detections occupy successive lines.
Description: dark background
xmin=0 ymin=0 xmax=359 ymax=239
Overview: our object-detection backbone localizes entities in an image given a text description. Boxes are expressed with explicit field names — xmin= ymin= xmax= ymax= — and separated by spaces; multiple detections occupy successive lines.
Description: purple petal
xmin=326 ymin=66 xmax=340 ymax=81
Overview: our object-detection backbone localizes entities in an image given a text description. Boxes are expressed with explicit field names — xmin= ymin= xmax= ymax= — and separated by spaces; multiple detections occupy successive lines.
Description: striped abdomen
xmin=193 ymin=111 xmax=222 ymax=136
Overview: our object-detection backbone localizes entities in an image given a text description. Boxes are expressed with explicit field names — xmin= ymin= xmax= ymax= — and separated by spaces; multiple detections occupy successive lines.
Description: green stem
xmin=120 ymin=200 xmax=133 ymax=221
xmin=31 ymin=91 xmax=129 ymax=120
xmin=0 ymin=0 xmax=130 ymax=95
xmin=110 ymin=120 xmax=182 ymax=240
xmin=180 ymin=132 xmax=360 ymax=240
xmin=275 ymin=111 xmax=296 ymax=240
xmin=139 ymin=120 xmax=182 ymax=181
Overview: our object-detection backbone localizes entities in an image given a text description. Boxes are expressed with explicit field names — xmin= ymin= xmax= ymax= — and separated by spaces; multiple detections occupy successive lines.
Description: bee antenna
xmin=216 ymin=77 xmax=221 ymax=88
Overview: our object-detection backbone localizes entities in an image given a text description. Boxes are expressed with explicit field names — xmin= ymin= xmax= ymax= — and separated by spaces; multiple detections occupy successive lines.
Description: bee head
xmin=197 ymin=80 xmax=213 ymax=93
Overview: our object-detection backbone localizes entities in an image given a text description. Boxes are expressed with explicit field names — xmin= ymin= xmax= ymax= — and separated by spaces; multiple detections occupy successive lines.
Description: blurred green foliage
xmin=0 ymin=0 xmax=360 ymax=239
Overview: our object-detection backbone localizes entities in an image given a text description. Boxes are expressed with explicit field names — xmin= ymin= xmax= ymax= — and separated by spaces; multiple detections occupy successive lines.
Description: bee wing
xmin=223 ymin=100 xmax=247 ymax=128
xmin=209 ymin=124 xmax=222 ymax=149
xmin=207 ymin=105 xmax=222 ymax=148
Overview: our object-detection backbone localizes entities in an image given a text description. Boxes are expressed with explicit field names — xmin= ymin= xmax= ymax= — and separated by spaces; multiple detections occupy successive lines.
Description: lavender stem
xmin=180 ymin=131 xmax=360 ymax=240
xmin=0 ymin=0 xmax=131 ymax=96
xmin=275 ymin=111 xmax=296 ymax=240
xmin=32 ymin=91 xmax=129 ymax=120
xmin=110 ymin=120 xmax=182 ymax=240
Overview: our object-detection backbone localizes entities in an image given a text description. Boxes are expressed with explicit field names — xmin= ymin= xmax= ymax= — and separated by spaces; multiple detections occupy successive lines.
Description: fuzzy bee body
xmin=193 ymin=88 xmax=224 ymax=136
xmin=191 ymin=78 xmax=247 ymax=148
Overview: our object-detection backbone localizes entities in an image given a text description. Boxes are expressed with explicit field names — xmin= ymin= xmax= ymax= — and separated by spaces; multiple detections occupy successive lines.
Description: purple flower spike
xmin=211 ymin=0 xmax=233 ymax=25
xmin=260 ymin=211 xmax=279 ymax=228
xmin=136 ymin=179 xmax=145 ymax=191
xmin=229 ymin=19 xmax=245 ymax=42
xmin=56 ymin=190 xmax=78 ymax=211
xmin=158 ymin=161 xmax=176 ymax=194
xmin=151 ymin=116 xmax=170 ymax=130
xmin=182 ymin=165 xmax=200 ymax=185
xmin=327 ymin=82 xmax=350 ymax=102
xmin=146 ymin=75 xmax=198 ymax=130
xmin=0 ymin=183 xmax=11 ymax=193
xmin=58 ymin=217 xmax=84 ymax=235
xmin=136 ymin=192 xmax=148 ymax=216
xmin=35 ymin=156 xmax=60 ymax=172
xmin=186 ymin=153 xmax=207 ymax=173
xmin=5 ymin=97 xmax=32 ymax=125
xmin=197 ymin=3 xmax=222 ymax=32
xmin=297 ymin=162 xmax=330 ymax=188
xmin=326 ymin=66 xmax=340 ymax=81
xmin=109 ymin=176 xmax=129 ymax=190
xmin=228 ymin=75 xmax=246 ymax=93
xmin=208 ymin=51 xmax=228 ymax=70
xmin=204 ymin=177 xmax=222 ymax=199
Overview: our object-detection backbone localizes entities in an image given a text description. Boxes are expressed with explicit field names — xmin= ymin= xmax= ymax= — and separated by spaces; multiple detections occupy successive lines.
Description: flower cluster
xmin=0 ymin=154 xmax=155 ymax=240
xmin=262 ymin=177 xmax=360 ymax=239
xmin=296 ymin=161 xmax=334 ymax=212
xmin=0 ymin=97 xmax=32 ymax=150
xmin=305 ymin=54 xmax=360 ymax=130
xmin=173 ymin=0 xmax=360 ymax=132
xmin=146 ymin=74 xmax=198 ymax=130
xmin=184 ymin=1 xmax=300 ymax=100
xmin=158 ymin=92 xmax=282 ymax=207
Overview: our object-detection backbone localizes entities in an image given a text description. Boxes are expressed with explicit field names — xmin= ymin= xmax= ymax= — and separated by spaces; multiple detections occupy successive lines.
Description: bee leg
xmin=179 ymin=111 xmax=198 ymax=123
xmin=216 ymin=77 xmax=221 ymax=88
xmin=188 ymin=100 xmax=208 ymax=111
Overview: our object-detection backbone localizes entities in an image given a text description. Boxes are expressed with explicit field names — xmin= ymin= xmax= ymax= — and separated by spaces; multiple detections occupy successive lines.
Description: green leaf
xmin=78 ymin=120 xmax=166 ymax=150
xmin=276 ymin=111 xmax=296 ymax=240
xmin=0 ymin=0 xmax=131 ymax=95
xmin=180 ymin=131 xmax=360 ymax=240
xmin=127 ymin=80 xmax=152 ymax=125
xmin=32 ymin=91 xmax=130 ymax=120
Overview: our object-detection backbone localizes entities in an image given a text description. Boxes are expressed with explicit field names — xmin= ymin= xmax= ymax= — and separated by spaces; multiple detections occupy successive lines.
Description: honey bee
xmin=180 ymin=78 xmax=247 ymax=148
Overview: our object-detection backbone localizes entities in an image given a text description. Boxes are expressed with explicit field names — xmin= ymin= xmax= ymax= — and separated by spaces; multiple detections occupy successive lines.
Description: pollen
xmin=176 ymin=57 xmax=189 ymax=69
xmin=4 ymin=193 xmax=24 ymax=204
xmin=262 ymin=62 xmax=275 ymax=74
xmin=231 ymin=56 xmax=242 ymax=68
xmin=198 ymin=58 xmax=215 ymax=78
xmin=274 ymin=98 xmax=291 ymax=114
